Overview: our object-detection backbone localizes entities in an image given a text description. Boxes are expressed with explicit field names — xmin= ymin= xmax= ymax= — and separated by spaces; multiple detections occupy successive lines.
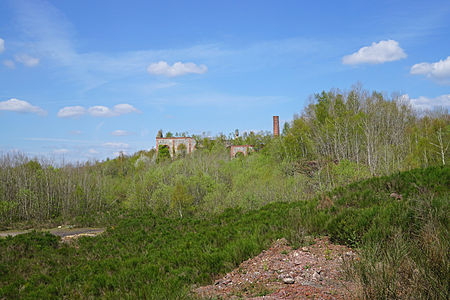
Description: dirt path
xmin=0 ymin=227 xmax=105 ymax=239
xmin=195 ymin=237 xmax=358 ymax=299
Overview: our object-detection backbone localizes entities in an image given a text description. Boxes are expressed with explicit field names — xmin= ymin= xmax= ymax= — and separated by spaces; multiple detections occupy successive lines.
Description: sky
xmin=0 ymin=0 xmax=449 ymax=162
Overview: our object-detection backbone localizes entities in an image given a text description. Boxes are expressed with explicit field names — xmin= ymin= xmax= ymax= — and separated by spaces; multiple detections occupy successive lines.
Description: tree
xmin=157 ymin=145 xmax=171 ymax=163
xmin=170 ymin=183 xmax=193 ymax=218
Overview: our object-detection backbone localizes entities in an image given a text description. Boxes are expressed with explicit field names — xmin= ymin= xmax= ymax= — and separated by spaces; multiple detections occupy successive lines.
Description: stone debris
xmin=195 ymin=237 xmax=358 ymax=299
xmin=283 ymin=277 xmax=295 ymax=284
xmin=61 ymin=232 xmax=101 ymax=243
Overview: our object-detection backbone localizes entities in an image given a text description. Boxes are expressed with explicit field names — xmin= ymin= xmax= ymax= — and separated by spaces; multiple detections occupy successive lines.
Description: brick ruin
xmin=155 ymin=116 xmax=279 ymax=159
xmin=156 ymin=137 xmax=196 ymax=158
xmin=230 ymin=145 xmax=254 ymax=158
xmin=229 ymin=116 xmax=279 ymax=159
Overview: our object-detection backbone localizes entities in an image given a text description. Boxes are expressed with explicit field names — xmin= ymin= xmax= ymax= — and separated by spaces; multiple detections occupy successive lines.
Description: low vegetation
xmin=0 ymin=166 xmax=448 ymax=299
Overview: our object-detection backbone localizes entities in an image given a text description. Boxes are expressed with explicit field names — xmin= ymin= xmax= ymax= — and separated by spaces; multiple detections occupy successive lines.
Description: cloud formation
xmin=147 ymin=61 xmax=208 ymax=77
xmin=0 ymin=38 xmax=4 ymax=53
xmin=14 ymin=54 xmax=40 ymax=67
xmin=410 ymin=56 xmax=450 ymax=84
xmin=0 ymin=98 xmax=46 ymax=115
xmin=57 ymin=106 xmax=86 ymax=118
xmin=402 ymin=94 xmax=450 ymax=111
xmin=112 ymin=130 xmax=133 ymax=136
xmin=342 ymin=40 xmax=407 ymax=65
xmin=3 ymin=60 xmax=15 ymax=69
xmin=57 ymin=104 xmax=140 ymax=118
xmin=88 ymin=104 xmax=139 ymax=117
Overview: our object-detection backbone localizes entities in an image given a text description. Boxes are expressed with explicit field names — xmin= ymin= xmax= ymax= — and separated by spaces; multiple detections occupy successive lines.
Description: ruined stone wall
xmin=156 ymin=137 xmax=196 ymax=158
xmin=230 ymin=145 xmax=254 ymax=159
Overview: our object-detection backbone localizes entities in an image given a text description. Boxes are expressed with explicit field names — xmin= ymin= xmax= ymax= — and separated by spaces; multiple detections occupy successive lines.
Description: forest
xmin=0 ymin=87 xmax=449 ymax=299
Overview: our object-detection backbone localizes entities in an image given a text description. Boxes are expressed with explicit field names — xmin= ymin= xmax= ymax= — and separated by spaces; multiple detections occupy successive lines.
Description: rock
xmin=390 ymin=192 xmax=403 ymax=200
xmin=215 ymin=279 xmax=231 ymax=285
xmin=283 ymin=277 xmax=295 ymax=284
xmin=345 ymin=251 xmax=355 ymax=257
xmin=312 ymin=271 xmax=322 ymax=281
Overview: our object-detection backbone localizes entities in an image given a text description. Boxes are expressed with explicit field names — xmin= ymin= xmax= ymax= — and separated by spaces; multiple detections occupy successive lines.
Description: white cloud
xmin=3 ymin=60 xmax=15 ymax=69
xmin=14 ymin=54 xmax=40 ymax=67
xmin=0 ymin=98 xmax=47 ymax=115
xmin=57 ymin=104 xmax=139 ymax=118
xmin=410 ymin=56 xmax=450 ymax=84
xmin=112 ymin=103 xmax=139 ymax=114
xmin=103 ymin=142 xmax=129 ymax=149
xmin=112 ymin=130 xmax=133 ymax=136
xmin=88 ymin=149 xmax=99 ymax=154
xmin=147 ymin=61 xmax=208 ymax=77
xmin=0 ymin=38 xmax=4 ymax=53
xmin=57 ymin=106 xmax=86 ymax=118
xmin=402 ymin=94 xmax=450 ymax=111
xmin=53 ymin=148 xmax=69 ymax=154
xmin=342 ymin=40 xmax=407 ymax=65
xmin=88 ymin=106 xmax=113 ymax=117
xmin=88 ymin=104 xmax=139 ymax=117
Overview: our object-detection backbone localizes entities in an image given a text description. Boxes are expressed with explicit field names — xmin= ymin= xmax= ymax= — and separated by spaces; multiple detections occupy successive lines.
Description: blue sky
xmin=0 ymin=0 xmax=449 ymax=162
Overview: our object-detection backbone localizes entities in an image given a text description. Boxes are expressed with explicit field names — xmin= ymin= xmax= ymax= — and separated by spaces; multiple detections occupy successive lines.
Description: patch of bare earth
xmin=195 ymin=237 xmax=358 ymax=299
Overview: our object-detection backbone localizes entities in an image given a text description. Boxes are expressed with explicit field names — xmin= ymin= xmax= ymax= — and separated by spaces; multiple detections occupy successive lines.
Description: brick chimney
xmin=273 ymin=116 xmax=279 ymax=137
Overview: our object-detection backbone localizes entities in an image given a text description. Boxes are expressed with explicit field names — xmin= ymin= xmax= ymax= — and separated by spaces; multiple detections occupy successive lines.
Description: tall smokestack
xmin=273 ymin=116 xmax=279 ymax=137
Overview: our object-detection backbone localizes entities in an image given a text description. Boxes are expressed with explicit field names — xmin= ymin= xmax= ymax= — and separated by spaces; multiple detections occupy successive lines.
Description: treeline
xmin=0 ymin=86 xmax=448 ymax=227
xmin=0 ymin=153 xmax=114 ymax=226
xmin=279 ymin=87 xmax=449 ymax=174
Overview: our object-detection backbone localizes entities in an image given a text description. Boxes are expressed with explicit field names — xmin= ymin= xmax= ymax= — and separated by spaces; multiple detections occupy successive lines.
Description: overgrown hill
xmin=1 ymin=166 xmax=448 ymax=299
xmin=1 ymin=86 xmax=448 ymax=229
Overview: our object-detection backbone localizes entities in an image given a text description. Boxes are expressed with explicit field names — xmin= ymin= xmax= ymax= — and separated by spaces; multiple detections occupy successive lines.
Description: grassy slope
xmin=0 ymin=166 xmax=448 ymax=299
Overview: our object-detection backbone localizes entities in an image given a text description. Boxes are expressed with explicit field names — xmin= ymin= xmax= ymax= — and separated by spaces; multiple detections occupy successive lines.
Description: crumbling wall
xmin=156 ymin=137 xmax=196 ymax=158
xmin=230 ymin=145 xmax=254 ymax=159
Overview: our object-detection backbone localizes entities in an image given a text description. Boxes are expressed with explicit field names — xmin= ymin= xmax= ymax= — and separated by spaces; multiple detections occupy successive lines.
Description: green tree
xmin=157 ymin=145 xmax=171 ymax=163
xmin=170 ymin=183 xmax=193 ymax=218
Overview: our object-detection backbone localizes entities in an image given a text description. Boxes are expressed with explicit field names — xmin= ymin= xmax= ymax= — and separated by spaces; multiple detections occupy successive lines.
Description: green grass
xmin=0 ymin=166 xmax=448 ymax=299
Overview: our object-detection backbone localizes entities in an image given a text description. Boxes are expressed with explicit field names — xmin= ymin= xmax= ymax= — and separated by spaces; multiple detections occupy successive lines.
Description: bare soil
xmin=0 ymin=227 xmax=105 ymax=240
xmin=195 ymin=237 xmax=358 ymax=299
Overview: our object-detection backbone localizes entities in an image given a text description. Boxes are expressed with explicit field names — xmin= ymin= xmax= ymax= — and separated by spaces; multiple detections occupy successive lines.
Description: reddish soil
xmin=195 ymin=237 xmax=358 ymax=299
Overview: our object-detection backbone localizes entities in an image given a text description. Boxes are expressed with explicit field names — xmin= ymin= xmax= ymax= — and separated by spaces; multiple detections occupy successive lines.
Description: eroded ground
xmin=0 ymin=227 xmax=105 ymax=240
xmin=195 ymin=237 xmax=358 ymax=300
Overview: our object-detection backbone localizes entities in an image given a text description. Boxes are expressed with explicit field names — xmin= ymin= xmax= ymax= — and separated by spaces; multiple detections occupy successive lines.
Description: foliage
xmin=0 ymin=86 xmax=448 ymax=298
xmin=0 ymin=87 xmax=448 ymax=228
xmin=0 ymin=166 xmax=448 ymax=299
xmin=156 ymin=145 xmax=171 ymax=163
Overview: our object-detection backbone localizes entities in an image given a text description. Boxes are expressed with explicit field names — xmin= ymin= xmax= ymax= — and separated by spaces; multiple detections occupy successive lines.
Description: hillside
xmin=1 ymin=166 xmax=448 ymax=299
